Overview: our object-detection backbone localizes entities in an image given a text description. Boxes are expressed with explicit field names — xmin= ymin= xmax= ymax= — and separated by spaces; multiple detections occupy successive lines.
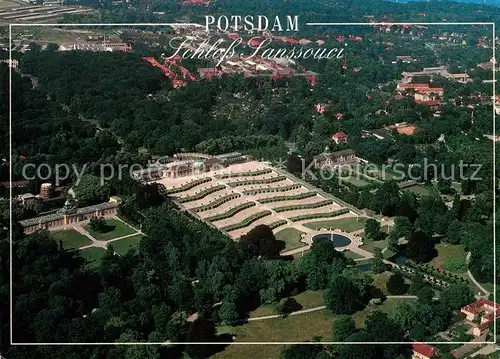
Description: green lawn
xmin=84 ymin=218 xmax=136 ymax=241
xmin=303 ymin=217 xmax=368 ymax=232
xmin=51 ymin=229 xmax=91 ymax=250
xmin=213 ymin=298 xmax=410 ymax=359
xmin=403 ymin=185 xmax=432 ymax=196
xmin=79 ymin=247 xmax=106 ymax=268
xmin=431 ymin=243 xmax=467 ymax=273
xmin=109 ymin=235 xmax=143 ymax=255
xmin=275 ymin=228 xmax=306 ymax=252
xmin=343 ymin=251 xmax=364 ymax=260
xmin=342 ymin=176 xmax=371 ymax=187
xmin=249 ymin=290 xmax=325 ymax=319
xmin=360 ymin=237 xmax=389 ymax=254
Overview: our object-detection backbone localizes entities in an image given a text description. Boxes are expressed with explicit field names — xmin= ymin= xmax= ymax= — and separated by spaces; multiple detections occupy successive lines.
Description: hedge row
xmin=405 ymin=261 xmax=469 ymax=285
xmin=228 ymin=175 xmax=286 ymax=187
xmin=177 ymin=185 xmax=226 ymax=203
xmin=191 ymin=194 xmax=241 ymax=213
xmin=289 ymin=208 xmax=350 ymax=222
xmin=206 ymin=202 xmax=256 ymax=222
xmin=242 ymin=184 xmax=301 ymax=195
xmin=258 ymin=191 xmax=317 ymax=204
xmin=222 ymin=211 xmax=272 ymax=232
xmin=392 ymin=265 xmax=450 ymax=289
xmin=165 ymin=177 xmax=212 ymax=194
xmin=274 ymin=199 xmax=333 ymax=213
xmin=267 ymin=220 xmax=288 ymax=230
xmin=215 ymin=168 xmax=273 ymax=179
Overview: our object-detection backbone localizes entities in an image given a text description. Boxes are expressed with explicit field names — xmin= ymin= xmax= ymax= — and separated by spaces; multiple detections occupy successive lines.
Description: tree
xmin=89 ymin=216 xmax=107 ymax=232
xmin=324 ymin=276 xmax=360 ymax=314
xmin=185 ymin=318 xmax=217 ymax=359
xmin=445 ymin=219 xmax=462 ymax=245
xmin=405 ymin=231 xmax=437 ymax=263
xmin=417 ymin=286 xmax=434 ymax=304
xmin=73 ymin=174 xmax=110 ymax=206
xmin=336 ymin=331 xmax=374 ymax=359
xmin=408 ymin=272 xmax=426 ymax=295
xmin=392 ymin=216 xmax=413 ymax=239
xmin=259 ymin=260 xmax=298 ymax=303
xmin=364 ymin=219 xmax=382 ymax=241
xmin=332 ymin=315 xmax=356 ymax=342
xmin=280 ymin=343 xmax=325 ymax=359
xmin=393 ymin=301 xmax=418 ymax=333
xmin=386 ymin=273 xmax=407 ymax=295
xmin=371 ymin=248 xmax=387 ymax=274
xmin=440 ymin=284 xmax=474 ymax=311
xmin=277 ymin=297 xmax=302 ymax=316
xmin=364 ymin=311 xmax=405 ymax=358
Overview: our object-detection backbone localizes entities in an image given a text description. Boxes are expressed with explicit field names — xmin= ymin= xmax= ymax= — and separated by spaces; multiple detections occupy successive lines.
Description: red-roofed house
xmin=412 ymin=343 xmax=438 ymax=359
xmin=414 ymin=87 xmax=444 ymax=102
xmin=461 ymin=299 xmax=500 ymax=337
xmin=331 ymin=132 xmax=348 ymax=144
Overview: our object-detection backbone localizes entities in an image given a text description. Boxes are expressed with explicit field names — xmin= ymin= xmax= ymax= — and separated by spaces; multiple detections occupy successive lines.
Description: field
xmin=79 ymin=247 xmax=106 ymax=268
xmin=85 ymin=219 xmax=136 ymax=241
xmin=110 ymin=235 xmax=143 ymax=255
xmin=431 ymin=243 xmax=467 ymax=273
xmin=360 ymin=237 xmax=389 ymax=254
xmin=213 ymin=298 xmax=412 ymax=359
xmin=249 ymin=290 xmax=324 ymax=318
xmin=275 ymin=228 xmax=306 ymax=251
xmin=51 ymin=229 xmax=91 ymax=250
xmin=303 ymin=217 xmax=367 ymax=232
xmin=342 ymin=176 xmax=371 ymax=187
xmin=403 ymin=185 xmax=432 ymax=196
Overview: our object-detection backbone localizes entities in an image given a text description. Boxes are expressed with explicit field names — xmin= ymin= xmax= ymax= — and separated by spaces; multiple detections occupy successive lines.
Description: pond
xmin=312 ymin=233 xmax=352 ymax=247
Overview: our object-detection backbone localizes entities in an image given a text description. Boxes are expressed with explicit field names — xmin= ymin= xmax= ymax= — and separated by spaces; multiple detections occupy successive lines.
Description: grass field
xmin=213 ymin=298 xmax=410 ymax=359
xmin=51 ymin=229 xmax=91 ymax=250
xmin=303 ymin=217 xmax=367 ymax=232
xmin=79 ymin=247 xmax=106 ymax=268
xmin=275 ymin=228 xmax=306 ymax=252
xmin=403 ymin=185 xmax=432 ymax=196
xmin=249 ymin=290 xmax=325 ymax=319
xmin=85 ymin=219 xmax=136 ymax=241
xmin=431 ymin=243 xmax=467 ymax=273
xmin=109 ymin=235 xmax=143 ymax=255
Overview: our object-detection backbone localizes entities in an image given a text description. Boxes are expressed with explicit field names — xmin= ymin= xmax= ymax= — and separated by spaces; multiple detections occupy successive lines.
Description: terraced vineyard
xmin=155 ymin=161 xmax=356 ymax=239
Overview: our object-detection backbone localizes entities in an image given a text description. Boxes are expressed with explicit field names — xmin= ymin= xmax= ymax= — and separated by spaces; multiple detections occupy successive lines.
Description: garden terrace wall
xmin=206 ymin=202 xmax=256 ymax=222
xmin=165 ymin=177 xmax=212 ymax=194
xmin=258 ymin=191 xmax=317 ymax=204
xmin=191 ymin=193 xmax=241 ymax=213
xmin=289 ymin=208 xmax=350 ymax=222
xmin=242 ymin=184 xmax=301 ymax=195
xmin=222 ymin=211 xmax=272 ymax=232
xmin=273 ymin=199 xmax=334 ymax=213
xmin=268 ymin=220 xmax=288 ymax=230
xmin=177 ymin=185 xmax=226 ymax=203
xmin=228 ymin=176 xmax=286 ymax=187
xmin=215 ymin=168 xmax=273 ymax=179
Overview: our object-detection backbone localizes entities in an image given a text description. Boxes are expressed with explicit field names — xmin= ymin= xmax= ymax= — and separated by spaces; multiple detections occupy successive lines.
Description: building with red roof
xmin=397 ymin=83 xmax=429 ymax=91
xmin=412 ymin=343 xmax=438 ymax=359
xmin=331 ymin=132 xmax=348 ymax=144
xmin=461 ymin=299 xmax=500 ymax=337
